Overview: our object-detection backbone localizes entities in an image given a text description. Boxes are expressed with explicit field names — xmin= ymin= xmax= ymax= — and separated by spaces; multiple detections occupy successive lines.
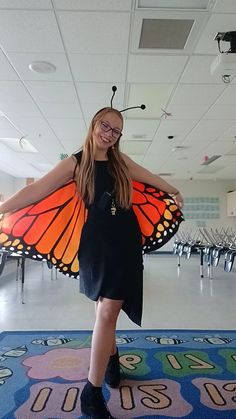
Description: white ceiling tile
xmin=122 ymin=140 xmax=151 ymax=155
xmin=127 ymin=155 xmax=144 ymax=164
xmin=127 ymin=55 xmax=188 ymax=83
xmin=47 ymin=118 xmax=86 ymax=139
xmin=232 ymin=75 xmax=236 ymax=84
xmin=57 ymin=139 xmax=84 ymax=155
xmin=123 ymin=119 xmax=158 ymax=140
xmin=0 ymin=51 xmax=19 ymax=81
xmin=195 ymin=13 xmax=236 ymax=54
xmin=0 ymin=101 xmax=42 ymax=118
xmin=204 ymin=104 xmax=236 ymax=120
xmin=0 ymin=11 xmax=64 ymax=53
xmin=8 ymin=53 xmax=72 ymax=81
xmin=180 ymin=55 xmax=223 ymax=84
xmin=26 ymin=81 xmax=78 ymax=103
xmin=54 ymin=0 xmax=132 ymax=11
xmin=215 ymin=166 xmax=236 ymax=179
xmin=127 ymin=84 xmax=175 ymax=118
xmin=83 ymin=102 xmax=123 ymax=121
xmin=0 ymin=116 xmax=19 ymax=130
xmin=170 ymin=84 xmax=224 ymax=105
xmin=217 ymin=122 xmax=236 ymax=141
xmin=183 ymin=119 xmax=235 ymax=144
xmin=216 ymin=84 xmax=236 ymax=105
xmin=0 ymin=124 xmax=21 ymax=141
xmin=76 ymin=83 xmax=125 ymax=106
xmin=166 ymin=104 xmax=208 ymax=120
xmin=213 ymin=0 xmax=236 ymax=13
xmin=0 ymin=0 xmax=52 ymax=8
xmin=203 ymin=140 xmax=236 ymax=156
xmin=11 ymin=116 xmax=61 ymax=142
xmin=39 ymin=102 xmax=83 ymax=118
xmin=58 ymin=11 xmax=130 ymax=53
xmin=69 ymin=54 xmax=127 ymax=83
xmin=153 ymin=120 xmax=198 ymax=143
xmin=0 ymin=81 xmax=33 ymax=102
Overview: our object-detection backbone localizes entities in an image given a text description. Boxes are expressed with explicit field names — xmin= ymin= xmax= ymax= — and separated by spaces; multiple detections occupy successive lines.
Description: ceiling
xmin=0 ymin=0 xmax=236 ymax=181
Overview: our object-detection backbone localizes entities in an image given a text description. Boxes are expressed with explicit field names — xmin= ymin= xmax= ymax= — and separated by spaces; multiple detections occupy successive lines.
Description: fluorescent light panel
xmin=137 ymin=0 xmax=211 ymax=10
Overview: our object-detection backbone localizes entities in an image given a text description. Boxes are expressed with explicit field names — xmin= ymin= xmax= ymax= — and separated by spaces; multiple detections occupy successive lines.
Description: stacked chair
xmin=173 ymin=227 xmax=236 ymax=278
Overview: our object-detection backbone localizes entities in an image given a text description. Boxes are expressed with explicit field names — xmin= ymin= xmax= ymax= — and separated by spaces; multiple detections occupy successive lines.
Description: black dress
xmin=73 ymin=151 xmax=143 ymax=326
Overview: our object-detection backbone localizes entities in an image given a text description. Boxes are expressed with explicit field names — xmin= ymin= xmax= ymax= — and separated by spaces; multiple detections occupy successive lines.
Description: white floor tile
xmin=0 ymin=254 xmax=236 ymax=331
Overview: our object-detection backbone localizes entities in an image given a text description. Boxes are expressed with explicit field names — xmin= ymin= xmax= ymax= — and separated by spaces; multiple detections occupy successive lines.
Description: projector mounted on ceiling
xmin=211 ymin=31 xmax=236 ymax=83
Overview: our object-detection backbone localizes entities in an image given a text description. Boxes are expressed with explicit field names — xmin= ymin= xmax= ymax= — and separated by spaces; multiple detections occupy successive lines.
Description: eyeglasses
xmin=100 ymin=121 xmax=122 ymax=140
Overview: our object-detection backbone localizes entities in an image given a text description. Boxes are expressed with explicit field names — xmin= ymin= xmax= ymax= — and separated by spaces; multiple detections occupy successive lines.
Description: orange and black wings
xmin=0 ymin=180 xmax=183 ymax=277
xmin=0 ymin=181 xmax=87 ymax=278
xmin=132 ymin=181 xmax=184 ymax=253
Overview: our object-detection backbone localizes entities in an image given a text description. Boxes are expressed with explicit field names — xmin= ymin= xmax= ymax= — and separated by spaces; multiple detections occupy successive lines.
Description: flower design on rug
xmin=22 ymin=348 xmax=90 ymax=381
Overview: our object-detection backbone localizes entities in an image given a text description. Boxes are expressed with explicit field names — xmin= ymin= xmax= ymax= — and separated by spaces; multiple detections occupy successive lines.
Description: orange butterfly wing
xmin=0 ymin=181 xmax=87 ymax=278
xmin=0 ymin=179 xmax=183 ymax=277
xmin=132 ymin=180 xmax=184 ymax=253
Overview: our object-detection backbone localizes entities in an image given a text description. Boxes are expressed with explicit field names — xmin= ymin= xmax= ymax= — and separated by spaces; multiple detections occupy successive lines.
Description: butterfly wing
xmin=0 ymin=180 xmax=87 ymax=278
xmin=132 ymin=180 xmax=184 ymax=253
xmin=0 ymin=178 xmax=183 ymax=274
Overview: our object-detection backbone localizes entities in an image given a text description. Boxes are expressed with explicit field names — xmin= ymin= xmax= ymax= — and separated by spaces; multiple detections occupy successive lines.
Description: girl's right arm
xmin=0 ymin=156 xmax=77 ymax=215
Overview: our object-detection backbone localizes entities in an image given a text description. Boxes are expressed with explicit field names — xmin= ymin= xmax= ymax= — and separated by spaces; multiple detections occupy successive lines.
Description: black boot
xmin=80 ymin=380 xmax=115 ymax=419
xmin=105 ymin=348 xmax=121 ymax=388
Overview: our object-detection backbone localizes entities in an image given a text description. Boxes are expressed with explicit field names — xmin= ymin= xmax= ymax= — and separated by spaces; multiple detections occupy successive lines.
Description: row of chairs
xmin=0 ymin=250 xmax=57 ymax=303
xmin=173 ymin=227 xmax=236 ymax=278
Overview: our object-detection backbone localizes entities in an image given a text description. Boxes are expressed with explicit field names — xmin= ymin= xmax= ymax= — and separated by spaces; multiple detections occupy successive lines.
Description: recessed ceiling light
xmin=29 ymin=61 xmax=56 ymax=74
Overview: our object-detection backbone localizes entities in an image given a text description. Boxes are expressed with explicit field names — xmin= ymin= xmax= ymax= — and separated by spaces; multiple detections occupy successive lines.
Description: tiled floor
xmin=0 ymin=253 xmax=236 ymax=332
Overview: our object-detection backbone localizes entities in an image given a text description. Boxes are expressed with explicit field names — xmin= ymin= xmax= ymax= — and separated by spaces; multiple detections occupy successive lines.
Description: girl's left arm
xmin=122 ymin=153 xmax=184 ymax=208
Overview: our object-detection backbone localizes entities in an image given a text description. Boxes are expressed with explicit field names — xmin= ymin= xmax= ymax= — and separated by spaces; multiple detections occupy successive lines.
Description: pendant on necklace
xmin=111 ymin=199 xmax=116 ymax=216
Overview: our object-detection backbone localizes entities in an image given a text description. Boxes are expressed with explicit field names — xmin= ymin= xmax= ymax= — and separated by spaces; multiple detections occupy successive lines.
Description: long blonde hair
xmin=75 ymin=107 xmax=132 ymax=209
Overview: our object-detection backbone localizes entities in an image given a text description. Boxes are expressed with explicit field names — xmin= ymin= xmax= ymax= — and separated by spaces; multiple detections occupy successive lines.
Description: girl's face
xmin=93 ymin=112 xmax=123 ymax=151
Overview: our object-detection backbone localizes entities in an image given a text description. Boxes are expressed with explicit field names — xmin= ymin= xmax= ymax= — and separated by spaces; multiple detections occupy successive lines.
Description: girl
xmin=0 ymin=107 xmax=183 ymax=418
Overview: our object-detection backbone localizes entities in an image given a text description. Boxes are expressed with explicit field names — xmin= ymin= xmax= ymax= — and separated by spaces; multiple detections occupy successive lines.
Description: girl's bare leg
xmin=94 ymin=299 xmax=117 ymax=355
xmin=89 ymin=297 xmax=123 ymax=386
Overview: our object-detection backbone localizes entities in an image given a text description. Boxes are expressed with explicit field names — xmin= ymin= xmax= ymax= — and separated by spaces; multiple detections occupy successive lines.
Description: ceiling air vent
xmin=139 ymin=18 xmax=194 ymax=49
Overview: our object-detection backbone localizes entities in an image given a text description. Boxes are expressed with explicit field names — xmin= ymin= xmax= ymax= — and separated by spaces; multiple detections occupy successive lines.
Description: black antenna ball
xmin=140 ymin=104 xmax=146 ymax=110
xmin=112 ymin=85 xmax=117 ymax=92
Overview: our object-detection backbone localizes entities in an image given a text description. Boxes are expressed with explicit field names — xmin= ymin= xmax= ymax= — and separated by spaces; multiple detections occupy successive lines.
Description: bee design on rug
xmin=0 ymin=345 xmax=27 ymax=361
xmin=193 ymin=337 xmax=234 ymax=345
xmin=0 ymin=367 xmax=13 ymax=385
xmin=31 ymin=337 xmax=73 ymax=346
xmin=116 ymin=336 xmax=138 ymax=344
xmin=145 ymin=336 xmax=187 ymax=345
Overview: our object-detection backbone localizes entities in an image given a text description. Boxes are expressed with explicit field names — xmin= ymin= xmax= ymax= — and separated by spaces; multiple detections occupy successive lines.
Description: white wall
xmin=13 ymin=178 xmax=27 ymax=193
xmin=160 ymin=178 xmax=236 ymax=251
xmin=0 ymin=170 xmax=15 ymax=200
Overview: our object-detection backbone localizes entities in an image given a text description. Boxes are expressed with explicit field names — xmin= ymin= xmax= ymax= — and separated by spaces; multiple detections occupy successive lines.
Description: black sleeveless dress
xmin=73 ymin=151 xmax=143 ymax=326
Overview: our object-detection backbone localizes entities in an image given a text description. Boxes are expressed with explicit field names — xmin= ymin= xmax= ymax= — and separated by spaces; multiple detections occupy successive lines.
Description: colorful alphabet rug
xmin=0 ymin=329 xmax=236 ymax=418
